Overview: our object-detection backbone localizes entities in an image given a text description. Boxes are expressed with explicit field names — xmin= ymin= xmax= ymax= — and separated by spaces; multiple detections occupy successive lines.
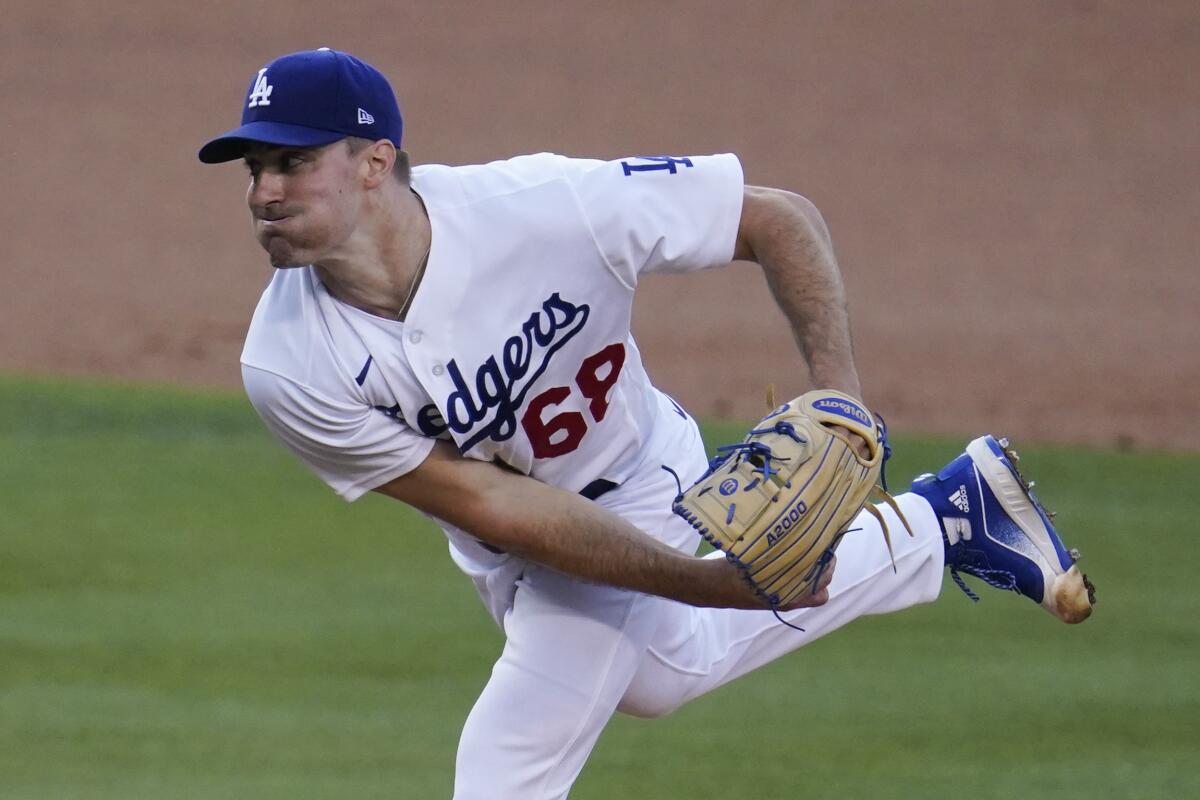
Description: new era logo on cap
xmin=357 ymin=108 xmax=375 ymax=125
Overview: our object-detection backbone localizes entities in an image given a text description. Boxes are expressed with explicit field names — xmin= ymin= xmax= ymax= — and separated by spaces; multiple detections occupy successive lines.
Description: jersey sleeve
xmin=242 ymin=365 xmax=437 ymax=502
xmin=566 ymin=154 xmax=744 ymax=285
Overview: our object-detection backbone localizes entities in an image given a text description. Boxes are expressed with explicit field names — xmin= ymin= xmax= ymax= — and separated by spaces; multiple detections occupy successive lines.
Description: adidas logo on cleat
xmin=949 ymin=485 xmax=970 ymax=513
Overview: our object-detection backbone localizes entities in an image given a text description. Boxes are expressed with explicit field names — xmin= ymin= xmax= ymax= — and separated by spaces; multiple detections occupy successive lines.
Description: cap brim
xmin=197 ymin=121 xmax=347 ymax=163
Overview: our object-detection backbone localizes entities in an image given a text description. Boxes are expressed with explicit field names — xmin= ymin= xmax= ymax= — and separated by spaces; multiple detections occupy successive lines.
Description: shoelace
xmin=947 ymin=562 xmax=1019 ymax=602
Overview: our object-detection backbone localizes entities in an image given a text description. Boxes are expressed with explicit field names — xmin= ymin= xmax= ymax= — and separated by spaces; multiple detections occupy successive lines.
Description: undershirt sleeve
xmin=242 ymin=364 xmax=436 ymax=502
xmin=566 ymin=153 xmax=745 ymax=286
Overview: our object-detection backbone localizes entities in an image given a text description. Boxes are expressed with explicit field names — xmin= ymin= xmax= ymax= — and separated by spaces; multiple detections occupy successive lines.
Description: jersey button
xmin=432 ymin=364 xmax=445 ymax=376
xmin=408 ymin=330 xmax=423 ymax=344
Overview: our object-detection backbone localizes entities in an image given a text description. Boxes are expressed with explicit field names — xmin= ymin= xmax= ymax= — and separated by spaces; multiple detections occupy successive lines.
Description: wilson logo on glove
xmin=811 ymin=397 xmax=873 ymax=427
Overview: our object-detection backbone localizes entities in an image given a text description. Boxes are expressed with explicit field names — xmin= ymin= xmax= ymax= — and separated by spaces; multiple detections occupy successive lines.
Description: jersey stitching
xmin=342 ymin=440 xmax=436 ymax=499
xmin=563 ymin=173 xmax=637 ymax=293
xmin=241 ymin=364 xmax=433 ymax=500
xmin=241 ymin=362 xmax=355 ymax=409
xmin=413 ymin=155 xmax=579 ymax=212
xmin=414 ymin=157 xmax=635 ymax=290
xmin=306 ymin=268 xmax=375 ymax=404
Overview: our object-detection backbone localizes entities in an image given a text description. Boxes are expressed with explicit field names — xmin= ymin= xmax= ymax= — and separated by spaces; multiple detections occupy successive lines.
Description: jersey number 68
xmin=521 ymin=343 xmax=626 ymax=458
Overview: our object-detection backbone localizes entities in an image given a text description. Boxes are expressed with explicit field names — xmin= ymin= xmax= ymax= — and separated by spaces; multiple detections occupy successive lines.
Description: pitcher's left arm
xmin=733 ymin=186 xmax=862 ymax=402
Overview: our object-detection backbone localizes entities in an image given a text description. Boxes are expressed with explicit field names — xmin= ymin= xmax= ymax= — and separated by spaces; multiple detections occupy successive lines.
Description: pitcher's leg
xmin=619 ymin=493 xmax=943 ymax=718
xmin=453 ymin=565 xmax=663 ymax=800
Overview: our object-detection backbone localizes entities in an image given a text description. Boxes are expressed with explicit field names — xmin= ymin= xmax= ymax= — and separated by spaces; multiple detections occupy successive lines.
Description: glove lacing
xmin=667 ymin=396 xmax=914 ymax=631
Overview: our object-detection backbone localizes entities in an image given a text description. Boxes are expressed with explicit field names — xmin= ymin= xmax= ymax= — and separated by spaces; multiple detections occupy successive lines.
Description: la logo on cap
xmin=248 ymin=68 xmax=273 ymax=108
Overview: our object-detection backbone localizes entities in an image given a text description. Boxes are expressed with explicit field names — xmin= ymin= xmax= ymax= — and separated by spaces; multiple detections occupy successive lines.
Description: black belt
xmin=579 ymin=478 xmax=619 ymax=501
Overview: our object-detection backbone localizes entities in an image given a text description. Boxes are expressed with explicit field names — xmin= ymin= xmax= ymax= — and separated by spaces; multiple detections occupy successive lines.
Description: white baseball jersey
xmin=241 ymin=152 xmax=743 ymax=567
xmin=236 ymin=152 xmax=951 ymax=799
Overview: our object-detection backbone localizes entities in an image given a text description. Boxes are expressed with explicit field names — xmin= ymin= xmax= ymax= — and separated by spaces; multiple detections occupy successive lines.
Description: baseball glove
xmin=673 ymin=389 xmax=911 ymax=609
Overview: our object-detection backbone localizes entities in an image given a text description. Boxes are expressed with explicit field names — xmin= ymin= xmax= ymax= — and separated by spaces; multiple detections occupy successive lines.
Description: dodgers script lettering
xmin=416 ymin=293 xmax=590 ymax=447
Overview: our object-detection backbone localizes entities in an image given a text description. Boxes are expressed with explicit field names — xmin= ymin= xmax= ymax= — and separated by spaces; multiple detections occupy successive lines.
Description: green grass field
xmin=2 ymin=374 xmax=1197 ymax=799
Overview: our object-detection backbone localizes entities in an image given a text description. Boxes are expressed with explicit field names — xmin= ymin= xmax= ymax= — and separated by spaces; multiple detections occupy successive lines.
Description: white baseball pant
xmin=450 ymin=416 xmax=945 ymax=799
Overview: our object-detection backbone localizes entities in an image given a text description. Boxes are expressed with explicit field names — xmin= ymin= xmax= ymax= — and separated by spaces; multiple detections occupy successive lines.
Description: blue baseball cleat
xmin=911 ymin=435 xmax=1095 ymax=623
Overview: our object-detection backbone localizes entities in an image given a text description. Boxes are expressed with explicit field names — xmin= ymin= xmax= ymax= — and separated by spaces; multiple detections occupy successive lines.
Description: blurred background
xmin=2 ymin=3 xmax=1199 ymax=799
xmin=2 ymin=0 xmax=1197 ymax=449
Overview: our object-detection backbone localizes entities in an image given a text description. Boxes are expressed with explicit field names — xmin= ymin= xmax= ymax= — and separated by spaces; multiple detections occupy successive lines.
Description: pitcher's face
xmin=243 ymin=140 xmax=365 ymax=268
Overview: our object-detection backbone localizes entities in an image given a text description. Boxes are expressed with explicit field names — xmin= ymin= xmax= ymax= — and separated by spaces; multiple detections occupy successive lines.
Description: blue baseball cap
xmin=198 ymin=48 xmax=403 ymax=164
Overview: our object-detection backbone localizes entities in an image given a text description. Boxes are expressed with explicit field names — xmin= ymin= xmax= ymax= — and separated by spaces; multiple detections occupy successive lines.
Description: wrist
xmin=810 ymin=376 xmax=862 ymax=402
xmin=700 ymin=556 xmax=768 ymax=609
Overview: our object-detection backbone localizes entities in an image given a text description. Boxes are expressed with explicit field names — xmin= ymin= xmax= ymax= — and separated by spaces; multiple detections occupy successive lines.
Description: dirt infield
xmin=3 ymin=2 xmax=1197 ymax=449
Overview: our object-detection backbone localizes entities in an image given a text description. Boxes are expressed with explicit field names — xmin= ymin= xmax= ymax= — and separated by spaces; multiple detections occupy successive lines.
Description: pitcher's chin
xmin=260 ymin=235 xmax=307 ymax=269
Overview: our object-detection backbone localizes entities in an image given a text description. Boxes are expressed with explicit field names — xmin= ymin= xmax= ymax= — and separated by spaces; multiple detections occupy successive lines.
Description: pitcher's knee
xmin=616 ymin=688 xmax=685 ymax=719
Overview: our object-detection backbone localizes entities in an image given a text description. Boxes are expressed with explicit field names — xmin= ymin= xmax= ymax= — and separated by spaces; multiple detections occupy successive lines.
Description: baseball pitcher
xmin=199 ymin=48 xmax=1094 ymax=799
